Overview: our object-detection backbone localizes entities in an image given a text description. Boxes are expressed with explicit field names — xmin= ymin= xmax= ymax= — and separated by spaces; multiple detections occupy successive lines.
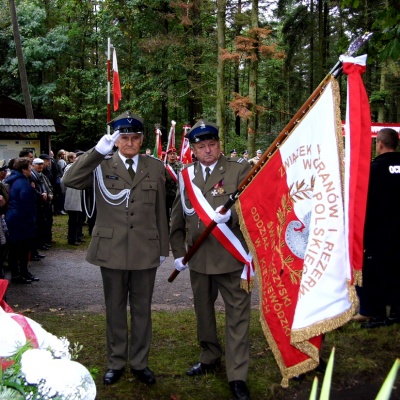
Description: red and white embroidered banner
xmin=237 ymin=76 xmax=357 ymax=386
xmin=342 ymin=55 xmax=371 ymax=283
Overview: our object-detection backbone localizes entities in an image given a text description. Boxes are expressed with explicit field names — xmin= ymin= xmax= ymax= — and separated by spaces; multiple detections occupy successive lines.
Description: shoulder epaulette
xmin=182 ymin=162 xmax=195 ymax=170
xmin=147 ymin=155 xmax=163 ymax=163
xmin=227 ymin=157 xmax=246 ymax=164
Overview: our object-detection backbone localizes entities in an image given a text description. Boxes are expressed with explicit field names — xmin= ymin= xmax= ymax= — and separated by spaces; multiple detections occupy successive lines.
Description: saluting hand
xmin=95 ymin=130 xmax=120 ymax=155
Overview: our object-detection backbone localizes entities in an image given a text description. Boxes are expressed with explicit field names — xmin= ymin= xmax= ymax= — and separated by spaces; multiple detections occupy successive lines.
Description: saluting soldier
xmin=63 ymin=111 xmax=169 ymax=386
xmin=170 ymin=120 xmax=252 ymax=400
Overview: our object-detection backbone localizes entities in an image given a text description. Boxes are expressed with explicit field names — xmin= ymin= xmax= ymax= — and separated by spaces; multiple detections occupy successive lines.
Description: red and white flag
xmin=179 ymin=124 xmax=192 ymax=164
xmin=342 ymin=54 xmax=371 ymax=284
xmin=237 ymin=76 xmax=359 ymax=386
xmin=112 ymin=48 xmax=122 ymax=111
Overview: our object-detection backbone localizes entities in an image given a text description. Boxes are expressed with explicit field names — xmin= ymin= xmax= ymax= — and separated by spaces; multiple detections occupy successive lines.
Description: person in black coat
xmin=5 ymin=158 xmax=38 ymax=284
xmin=361 ymin=128 xmax=400 ymax=328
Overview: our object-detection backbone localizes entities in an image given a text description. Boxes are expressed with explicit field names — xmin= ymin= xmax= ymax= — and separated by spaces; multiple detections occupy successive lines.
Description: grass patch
xmin=30 ymin=310 xmax=400 ymax=400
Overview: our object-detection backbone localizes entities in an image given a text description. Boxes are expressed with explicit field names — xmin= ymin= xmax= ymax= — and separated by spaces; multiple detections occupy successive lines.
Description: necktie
xmin=126 ymin=159 xmax=135 ymax=180
xmin=204 ymin=167 xmax=211 ymax=183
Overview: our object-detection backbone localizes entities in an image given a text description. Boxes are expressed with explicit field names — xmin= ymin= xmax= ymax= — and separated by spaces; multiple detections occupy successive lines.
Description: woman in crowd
xmin=5 ymin=157 xmax=39 ymax=284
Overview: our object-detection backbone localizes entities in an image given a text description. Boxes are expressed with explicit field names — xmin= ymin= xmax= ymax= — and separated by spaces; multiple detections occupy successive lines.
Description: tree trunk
xmin=216 ymin=0 xmax=226 ymax=151
xmin=247 ymin=0 xmax=258 ymax=157
xmin=8 ymin=0 xmax=34 ymax=118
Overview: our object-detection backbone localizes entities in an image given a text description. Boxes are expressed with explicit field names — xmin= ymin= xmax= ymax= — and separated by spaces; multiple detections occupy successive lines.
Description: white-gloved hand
xmin=160 ymin=256 xmax=166 ymax=265
xmin=95 ymin=130 xmax=120 ymax=155
xmin=213 ymin=205 xmax=231 ymax=224
xmin=174 ymin=257 xmax=188 ymax=272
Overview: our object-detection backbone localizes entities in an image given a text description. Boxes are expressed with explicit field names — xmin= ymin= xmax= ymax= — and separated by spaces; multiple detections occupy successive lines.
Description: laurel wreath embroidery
xmin=275 ymin=176 xmax=315 ymax=284
xmin=288 ymin=176 xmax=316 ymax=202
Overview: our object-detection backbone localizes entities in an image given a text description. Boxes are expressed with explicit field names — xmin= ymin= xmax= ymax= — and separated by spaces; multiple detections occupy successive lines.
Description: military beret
xmin=109 ymin=110 xmax=144 ymax=134
xmin=230 ymin=149 xmax=237 ymax=154
xmin=243 ymin=150 xmax=248 ymax=155
xmin=167 ymin=147 xmax=177 ymax=154
xmin=185 ymin=120 xmax=219 ymax=143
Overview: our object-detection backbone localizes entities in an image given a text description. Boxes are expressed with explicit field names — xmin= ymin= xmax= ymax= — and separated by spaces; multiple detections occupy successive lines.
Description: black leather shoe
xmin=186 ymin=361 xmax=220 ymax=377
xmin=24 ymin=272 xmax=39 ymax=282
xmin=31 ymin=256 xmax=42 ymax=261
xmin=103 ymin=369 xmax=124 ymax=385
xmin=131 ymin=367 xmax=156 ymax=385
xmin=361 ymin=317 xmax=392 ymax=329
xmin=68 ymin=241 xmax=80 ymax=246
xmin=37 ymin=254 xmax=46 ymax=258
xmin=229 ymin=380 xmax=251 ymax=400
xmin=11 ymin=276 xmax=32 ymax=284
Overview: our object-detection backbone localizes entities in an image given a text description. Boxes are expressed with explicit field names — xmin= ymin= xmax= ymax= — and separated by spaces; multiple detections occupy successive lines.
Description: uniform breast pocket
xmin=141 ymin=181 xmax=157 ymax=204
xmin=105 ymin=179 xmax=126 ymax=195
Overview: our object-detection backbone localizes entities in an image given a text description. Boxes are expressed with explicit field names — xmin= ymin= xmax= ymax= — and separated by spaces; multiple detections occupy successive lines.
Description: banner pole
xmin=168 ymin=33 xmax=372 ymax=283
xmin=107 ymin=38 xmax=111 ymax=134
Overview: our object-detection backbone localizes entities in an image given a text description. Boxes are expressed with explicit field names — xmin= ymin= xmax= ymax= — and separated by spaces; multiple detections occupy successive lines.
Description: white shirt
xmin=118 ymin=153 xmax=139 ymax=173
xmin=200 ymin=161 xmax=218 ymax=181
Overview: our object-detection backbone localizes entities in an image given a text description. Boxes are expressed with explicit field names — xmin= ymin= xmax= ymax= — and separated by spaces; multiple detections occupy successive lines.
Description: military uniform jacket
xmin=63 ymin=148 xmax=169 ymax=270
xmin=169 ymin=155 xmax=251 ymax=275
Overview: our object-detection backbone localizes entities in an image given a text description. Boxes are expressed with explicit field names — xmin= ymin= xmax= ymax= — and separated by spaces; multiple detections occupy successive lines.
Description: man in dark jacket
xmin=361 ymin=128 xmax=400 ymax=328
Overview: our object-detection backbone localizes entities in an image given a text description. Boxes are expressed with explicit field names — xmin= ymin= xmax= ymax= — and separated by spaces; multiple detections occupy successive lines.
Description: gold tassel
xmin=240 ymin=277 xmax=255 ymax=294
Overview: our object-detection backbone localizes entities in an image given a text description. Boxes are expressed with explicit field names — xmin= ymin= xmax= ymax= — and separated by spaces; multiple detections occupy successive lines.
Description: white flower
xmin=40 ymin=359 xmax=96 ymax=400
xmin=21 ymin=349 xmax=53 ymax=384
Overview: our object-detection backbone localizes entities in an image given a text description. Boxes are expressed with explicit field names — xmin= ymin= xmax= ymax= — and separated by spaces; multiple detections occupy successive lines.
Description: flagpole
xmin=168 ymin=33 xmax=372 ymax=283
xmin=164 ymin=120 xmax=176 ymax=164
xmin=107 ymin=38 xmax=111 ymax=134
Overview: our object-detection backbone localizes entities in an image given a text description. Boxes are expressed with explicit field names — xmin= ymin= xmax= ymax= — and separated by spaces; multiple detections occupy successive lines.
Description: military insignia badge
xmin=211 ymin=179 xmax=225 ymax=196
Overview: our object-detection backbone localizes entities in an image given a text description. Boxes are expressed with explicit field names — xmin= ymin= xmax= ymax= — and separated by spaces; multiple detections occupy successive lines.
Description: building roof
xmin=0 ymin=118 xmax=56 ymax=133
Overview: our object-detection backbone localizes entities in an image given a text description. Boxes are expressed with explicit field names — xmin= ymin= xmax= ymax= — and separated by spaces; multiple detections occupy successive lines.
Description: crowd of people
xmin=1 ymin=112 xmax=398 ymax=400
xmin=0 ymin=149 xmax=93 ymax=285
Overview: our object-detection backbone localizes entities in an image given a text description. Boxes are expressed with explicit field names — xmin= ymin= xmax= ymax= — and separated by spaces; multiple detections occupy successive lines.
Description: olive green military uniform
xmin=169 ymin=155 xmax=252 ymax=381
xmin=63 ymin=148 xmax=169 ymax=371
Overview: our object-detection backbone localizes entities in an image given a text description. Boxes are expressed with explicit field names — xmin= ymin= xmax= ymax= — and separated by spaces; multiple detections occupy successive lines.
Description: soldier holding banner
xmin=169 ymin=120 xmax=252 ymax=400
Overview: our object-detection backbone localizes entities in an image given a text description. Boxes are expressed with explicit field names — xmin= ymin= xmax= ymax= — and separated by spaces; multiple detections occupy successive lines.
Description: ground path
xmin=5 ymin=248 xmax=260 ymax=314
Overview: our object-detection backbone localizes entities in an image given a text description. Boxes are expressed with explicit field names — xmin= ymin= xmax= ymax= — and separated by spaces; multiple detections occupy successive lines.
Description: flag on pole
xmin=153 ymin=126 xmax=163 ymax=159
xmin=342 ymin=54 xmax=371 ymax=285
xmin=112 ymin=48 xmax=122 ymax=112
xmin=179 ymin=124 xmax=192 ymax=164
xmin=164 ymin=121 xmax=176 ymax=163
xmin=237 ymin=75 xmax=359 ymax=386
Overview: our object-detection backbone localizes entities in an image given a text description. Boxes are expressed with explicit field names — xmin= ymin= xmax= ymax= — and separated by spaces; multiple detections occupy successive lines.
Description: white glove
xmin=213 ymin=205 xmax=231 ymax=224
xmin=160 ymin=256 xmax=166 ymax=265
xmin=95 ymin=130 xmax=120 ymax=155
xmin=174 ymin=257 xmax=188 ymax=272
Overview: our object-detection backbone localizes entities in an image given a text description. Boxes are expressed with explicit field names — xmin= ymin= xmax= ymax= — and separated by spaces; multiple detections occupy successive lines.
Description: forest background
xmin=0 ymin=0 xmax=399 ymax=157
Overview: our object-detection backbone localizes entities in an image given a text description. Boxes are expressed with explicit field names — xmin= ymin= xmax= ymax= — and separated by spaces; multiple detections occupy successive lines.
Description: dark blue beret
xmin=109 ymin=110 xmax=144 ymax=134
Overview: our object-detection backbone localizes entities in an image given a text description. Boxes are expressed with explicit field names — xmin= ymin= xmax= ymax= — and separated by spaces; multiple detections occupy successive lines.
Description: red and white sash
xmin=180 ymin=166 xmax=254 ymax=290
xmin=166 ymin=164 xmax=178 ymax=183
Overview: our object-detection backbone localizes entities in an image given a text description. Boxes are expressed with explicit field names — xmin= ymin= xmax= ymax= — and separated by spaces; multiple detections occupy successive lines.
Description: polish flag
xmin=179 ymin=125 xmax=192 ymax=164
xmin=237 ymin=76 xmax=359 ymax=386
xmin=113 ymin=48 xmax=122 ymax=111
